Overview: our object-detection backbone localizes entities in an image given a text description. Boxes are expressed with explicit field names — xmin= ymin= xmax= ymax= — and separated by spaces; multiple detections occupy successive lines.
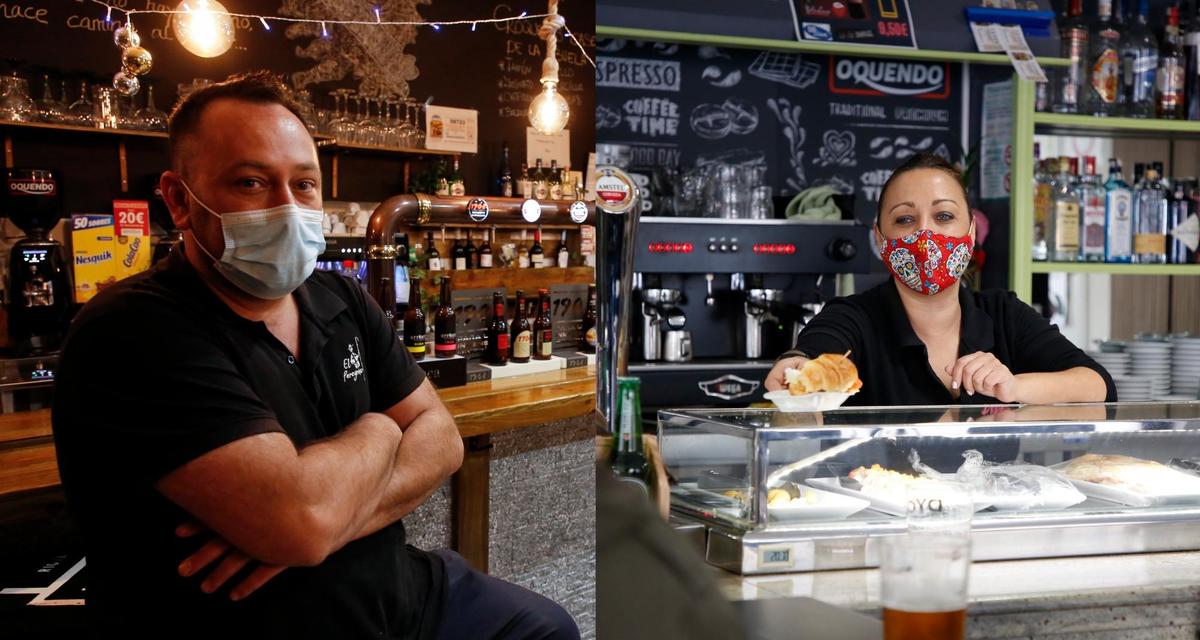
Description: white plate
xmin=767 ymin=486 xmax=872 ymax=522
xmin=764 ymin=390 xmax=857 ymax=412
xmin=1060 ymin=478 xmax=1200 ymax=507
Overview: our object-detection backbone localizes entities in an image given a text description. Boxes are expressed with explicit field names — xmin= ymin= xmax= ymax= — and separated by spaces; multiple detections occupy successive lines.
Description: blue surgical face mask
xmin=180 ymin=181 xmax=326 ymax=300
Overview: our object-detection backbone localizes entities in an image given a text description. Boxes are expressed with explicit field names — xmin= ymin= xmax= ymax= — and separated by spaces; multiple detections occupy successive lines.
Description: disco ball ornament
xmin=113 ymin=25 xmax=141 ymax=49
xmin=121 ymin=46 xmax=154 ymax=76
xmin=113 ymin=71 xmax=141 ymax=97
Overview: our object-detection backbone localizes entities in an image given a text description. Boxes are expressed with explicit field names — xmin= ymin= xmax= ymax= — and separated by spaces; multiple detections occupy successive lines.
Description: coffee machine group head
xmin=638 ymin=285 xmax=685 ymax=361
xmin=3 ymin=168 xmax=71 ymax=355
xmin=742 ymin=287 xmax=783 ymax=360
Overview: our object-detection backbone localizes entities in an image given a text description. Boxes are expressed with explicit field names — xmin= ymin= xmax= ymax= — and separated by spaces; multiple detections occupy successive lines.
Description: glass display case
xmin=660 ymin=402 xmax=1200 ymax=574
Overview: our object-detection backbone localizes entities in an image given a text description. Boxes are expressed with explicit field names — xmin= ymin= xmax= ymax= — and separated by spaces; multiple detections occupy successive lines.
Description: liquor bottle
xmin=1157 ymin=5 xmax=1186 ymax=119
xmin=1186 ymin=3 xmax=1200 ymax=120
xmin=610 ymin=376 xmax=649 ymax=493
xmin=393 ymin=233 xmax=411 ymax=317
xmin=533 ymin=288 xmax=553 ymax=360
xmin=530 ymin=227 xmax=545 ymax=268
xmin=403 ymin=277 xmax=426 ymax=360
xmin=1169 ymin=181 xmax=1191 ymax=263
xmin=1104 ymin=158 xmax=1135 ymax=263
xmin=1133 ymin=166 xmax=1169 ymax=263
xmin=1054 ymin=0 xmax=1088 ymax=113
xmin=1153 ymin=161 xmax=1169 ymax=189
xmin=435 ymin=160 xmax=451 ymax=197
xmin=484 ymin=292 xmax=509 ymax=365
xmin=510 ymin=289 xmax=532 ymax=363
xmin=557 ymin=230 xmax=569 ymax=268
xmin=517 ymin=233 xmax=531 ymax=268
xmin=1079 ymin=156 xmax=1108 ymax=261
xmin=434 ymin=276 xmax=457 ymax=357
xmin=479 ymin=229 xmax=494 ymax=268
xmin=1134 ymin=162 xmax=1147 ymax=187
xmin=497 ymin=142 xmax=514 ymax=198
xmin=449 ymin=157 xmax=466 ymax=196
xmin=452 ymin=235 xmax=466 ymax=270
xmin=549 ymin=159 xmax=563 ymax=200
xmin=1033 ymin=146 xmax=1053 ymax=261
xmin=1122 ymin=0 xmax=1159 ymax=118
xmin=410 ymin=243 xmax=421 ymax=269
xmin=581 ymin=283 xmax=598 ymax=354
xmin=1085 ymin=0 xmax=1123 ymax=116
xmin=1047 ymin=157 xmax=1082 ymax=262
xmin=425 ymin=231 xmax=442 ymax=271
xmin=518 ymin=162 xmax=532 ymax=199
xmin=533 ymin=158 xmax=549 ymax=200
xmin=464 ymin=230 xmax=478 ymax=269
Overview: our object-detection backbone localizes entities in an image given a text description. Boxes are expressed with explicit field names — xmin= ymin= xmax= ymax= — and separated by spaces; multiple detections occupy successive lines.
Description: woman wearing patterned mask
xmin=765 ymin=153 xmax=1114 ymax=406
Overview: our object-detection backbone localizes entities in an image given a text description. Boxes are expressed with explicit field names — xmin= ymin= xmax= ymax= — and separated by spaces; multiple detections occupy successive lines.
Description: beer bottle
xmin=581 ymin=284 xmax=597 ymax=354
xmin=478 ymin=229 xmax=494 ymax=269
xmin=425 ymin=231 xmax=441 ymax=271
xmin=610 ymin=376 xmax=649 ymax=493
xmin=485 ymin=292 xmax=509 ymax=365
xmin=452 ymin=235 xmax=466 ymax=270
xmin=530 ymin=227 xmax=545 ymax=268
xmin=464 ymin=230 xmax=477 ymax=269
xmin=510 ymin=289 xmax=532 ymax=363
xmin=434 ymin=276 xmax=456 ymax=358
xmin=533 ymin=288 xmax=553 ymax=360
xmin=403 ymin=277 xmax=426 ymax=360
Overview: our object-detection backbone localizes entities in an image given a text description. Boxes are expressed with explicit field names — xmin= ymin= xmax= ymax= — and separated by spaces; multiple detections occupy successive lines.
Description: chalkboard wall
xmin=0 ymin=0 xmax=594 ymax=214
xmin=595 ymin=39 xmax=964 ymax=225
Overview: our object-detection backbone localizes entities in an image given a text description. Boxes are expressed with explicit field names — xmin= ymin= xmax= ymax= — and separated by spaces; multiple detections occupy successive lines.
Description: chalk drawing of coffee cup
xmin=690 ymin=103 xmax=733 ymax=140
xmin=722 ymin=98 xmax=759 ymax=135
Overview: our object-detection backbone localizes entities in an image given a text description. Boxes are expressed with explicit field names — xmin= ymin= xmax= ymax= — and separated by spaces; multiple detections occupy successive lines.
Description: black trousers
xmin=431 ymin=550 xmax=580 ymax=640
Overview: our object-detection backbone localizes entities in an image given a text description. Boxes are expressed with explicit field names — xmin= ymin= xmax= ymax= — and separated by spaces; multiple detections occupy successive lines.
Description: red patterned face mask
xmin=880 ymin=228 xmax=974 ymax=296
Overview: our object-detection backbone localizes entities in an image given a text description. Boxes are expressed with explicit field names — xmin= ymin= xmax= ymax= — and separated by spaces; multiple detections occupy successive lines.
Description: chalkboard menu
xmin=595 ymin=39 xmax=963 ymax=222
xmin=0 ymin=0 xmax=594 ymax=209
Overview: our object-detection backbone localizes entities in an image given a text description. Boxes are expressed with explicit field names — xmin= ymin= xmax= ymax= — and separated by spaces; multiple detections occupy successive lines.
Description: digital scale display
xmin=21 ymin=249 xmax=48 ymax=264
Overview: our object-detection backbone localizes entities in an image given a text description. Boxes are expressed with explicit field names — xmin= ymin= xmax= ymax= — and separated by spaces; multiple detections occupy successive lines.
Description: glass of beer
xmin=880 ymin=479 xmax=973 ymax=640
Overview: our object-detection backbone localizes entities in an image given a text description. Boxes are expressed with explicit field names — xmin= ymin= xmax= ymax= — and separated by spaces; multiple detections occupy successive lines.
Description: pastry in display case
xmin=658 ymin=402 xmax=1200 ymax=574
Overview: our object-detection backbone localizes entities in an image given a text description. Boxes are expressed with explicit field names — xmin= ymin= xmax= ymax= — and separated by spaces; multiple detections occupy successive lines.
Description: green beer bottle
xmin=611 ymin=376 xmax=649 ymax=493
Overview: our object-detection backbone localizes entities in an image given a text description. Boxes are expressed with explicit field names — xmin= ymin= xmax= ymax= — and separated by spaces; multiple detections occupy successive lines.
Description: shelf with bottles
xmin=1032 ymin=112 xmax=1200 ymax=138
xmin=415 ymin=266 xmax=595 ymax=297
xmin=0 ymin=119 xmax=168 ymax=140
xmin=1030 ymin=261 xmax=1200 ymax=275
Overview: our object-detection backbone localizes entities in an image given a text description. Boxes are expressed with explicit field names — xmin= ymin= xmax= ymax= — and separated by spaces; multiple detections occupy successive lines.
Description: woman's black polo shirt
xmin=51 ymin=248 xmax=442 ymax=639
xmin=787 ymin=281 xmax=1117 ymax=406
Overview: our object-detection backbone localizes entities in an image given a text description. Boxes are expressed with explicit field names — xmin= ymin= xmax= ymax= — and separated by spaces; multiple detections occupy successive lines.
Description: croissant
xmin=786 ymin=352 xmax=863 ymax=395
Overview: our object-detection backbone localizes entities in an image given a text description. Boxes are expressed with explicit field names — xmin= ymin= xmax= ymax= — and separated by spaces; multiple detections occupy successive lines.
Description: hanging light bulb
xmin=173 ymin=0 xmax=235 ymax=58
xmin=528 ymin=2 xmax=569 ymax=136
xmin=528 ymin=81 xmax=569 ymax=135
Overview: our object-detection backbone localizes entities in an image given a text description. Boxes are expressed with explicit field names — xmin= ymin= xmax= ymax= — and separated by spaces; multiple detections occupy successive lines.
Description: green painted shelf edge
xmin=595 ymin=26 xmax=1071 ymax=66
xmin=1033 ymin=112 xmax=1200 ymax=134
xmin=1030 ymin=262 xmax=1200 ymax=275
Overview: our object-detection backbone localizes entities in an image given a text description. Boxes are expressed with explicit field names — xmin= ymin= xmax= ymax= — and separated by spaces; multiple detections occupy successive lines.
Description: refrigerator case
xmin=660 ymin=402 xmax=1200 ymax=574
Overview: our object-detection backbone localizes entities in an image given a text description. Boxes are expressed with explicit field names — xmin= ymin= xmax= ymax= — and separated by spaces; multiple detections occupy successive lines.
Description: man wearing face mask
xmin=51 ymin=72 xmax=579 ymax=640
xmin=765 ymin=153 xmax=1115 ymax=406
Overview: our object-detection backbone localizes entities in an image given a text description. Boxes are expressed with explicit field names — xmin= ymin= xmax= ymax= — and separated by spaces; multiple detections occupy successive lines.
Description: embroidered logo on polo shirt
xmin=343 ymin=337 xmax=365 ymax=383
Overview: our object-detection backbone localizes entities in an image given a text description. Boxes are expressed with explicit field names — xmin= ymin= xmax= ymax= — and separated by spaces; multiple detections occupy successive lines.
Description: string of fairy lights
xmin=89 ymin=0 xmax=594 ymax=135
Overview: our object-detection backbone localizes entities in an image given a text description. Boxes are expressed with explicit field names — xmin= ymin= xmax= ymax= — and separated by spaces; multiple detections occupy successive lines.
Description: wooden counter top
xmin=0 ymin=366 xmax=596 ymax=499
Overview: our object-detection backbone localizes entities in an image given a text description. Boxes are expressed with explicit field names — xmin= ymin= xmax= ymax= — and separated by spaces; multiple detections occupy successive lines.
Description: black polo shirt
xmin=788 ymin=281 xmax=1117 ymax=406
xmin=51 ymin=248 xmax=442 ymax=639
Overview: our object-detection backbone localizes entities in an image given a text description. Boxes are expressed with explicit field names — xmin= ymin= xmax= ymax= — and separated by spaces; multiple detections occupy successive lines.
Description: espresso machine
xmin=629 ymin=217 xmax=869 ymax=409
xmin=2 ymin=168 xmax=71 ymax=355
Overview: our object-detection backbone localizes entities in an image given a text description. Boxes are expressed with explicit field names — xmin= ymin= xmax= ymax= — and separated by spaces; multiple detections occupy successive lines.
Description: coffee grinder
xmin=2 ymin=168 xmax=71 ymax=354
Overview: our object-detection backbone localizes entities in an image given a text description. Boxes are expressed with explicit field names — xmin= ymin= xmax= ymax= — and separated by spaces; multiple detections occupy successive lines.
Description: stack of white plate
xmin=1171 ymin=337 xmax=1200 ymax=398
xmin=1089 ymin=350 xmax=1131 ymax=377
xmin=1127 ymin=340 xmax=1172 ymax=399
xmin=1112 ymin=375 xmax=1154 ymax=401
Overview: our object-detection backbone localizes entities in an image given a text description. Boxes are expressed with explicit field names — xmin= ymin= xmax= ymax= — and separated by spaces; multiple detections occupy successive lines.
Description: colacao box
xmin=112 ymin=200 xmax=151 ymax=281
xmin=70 ymin=213 xmax=117 ymax=304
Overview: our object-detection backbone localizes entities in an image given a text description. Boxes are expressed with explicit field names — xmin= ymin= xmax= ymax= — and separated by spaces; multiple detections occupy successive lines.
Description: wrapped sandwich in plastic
xmin=913 ymin=450 xmax=1086 ymax=512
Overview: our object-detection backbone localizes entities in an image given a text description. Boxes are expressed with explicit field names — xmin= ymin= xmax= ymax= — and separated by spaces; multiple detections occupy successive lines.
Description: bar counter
xmin=711 ymin=551 xmax=1200 ymax=638
xmin=0 ymin=366 xmax=599 ymax=636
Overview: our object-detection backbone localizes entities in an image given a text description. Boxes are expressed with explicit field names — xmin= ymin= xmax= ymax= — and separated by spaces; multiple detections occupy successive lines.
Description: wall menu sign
xmin=788 ymin=0 xmax=917 ymax=49
xmin=594 ymin=39 xmax=962 ymax=223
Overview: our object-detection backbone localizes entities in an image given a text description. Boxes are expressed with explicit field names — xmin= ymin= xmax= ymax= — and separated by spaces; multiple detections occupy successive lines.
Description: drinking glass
xmin=880 ymin=479 xmax=973 ymax=640
xmin=66 ymin=81 xmax=94 ymax=127
xmin=133 ymin=83 xmax=168 ymax=131
xmin=93 ymin=85 xmax=120 ymax=129
xmin=35 ymin=74 xmax=65 ymax=124
xmin=0 ymin=73 xmax=36 ymax=123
